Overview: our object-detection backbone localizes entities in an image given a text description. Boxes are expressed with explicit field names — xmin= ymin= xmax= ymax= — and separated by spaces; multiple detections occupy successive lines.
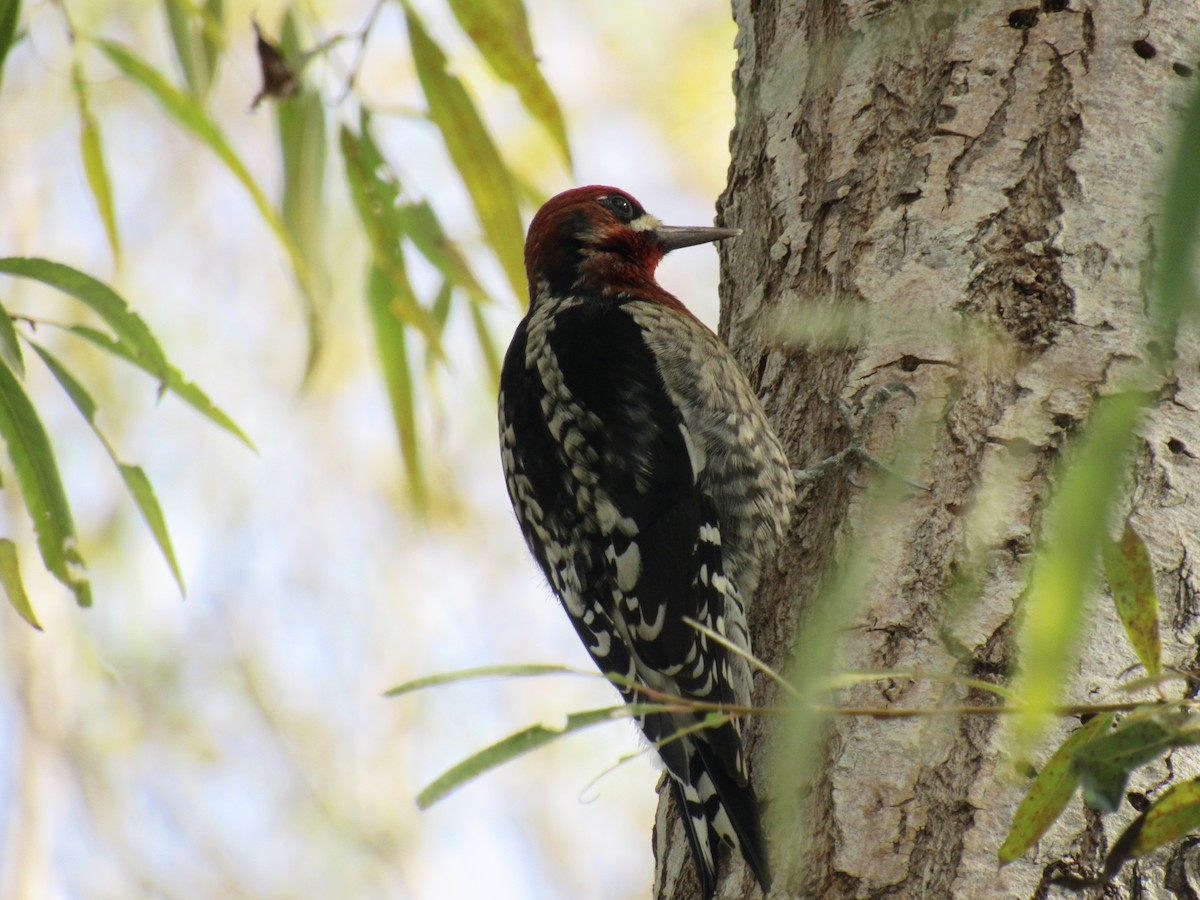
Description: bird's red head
xmin=524 ymin=186 xmax=738 ymax=309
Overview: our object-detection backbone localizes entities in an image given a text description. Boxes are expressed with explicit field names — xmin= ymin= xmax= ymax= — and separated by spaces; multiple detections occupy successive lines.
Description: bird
xmin=498 ymin=185 xmax=794 ymax=898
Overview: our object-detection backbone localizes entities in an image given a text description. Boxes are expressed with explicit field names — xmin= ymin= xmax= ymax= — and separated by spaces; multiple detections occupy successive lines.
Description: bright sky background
xmin=0 ymin=2 xmax=737 ymax=897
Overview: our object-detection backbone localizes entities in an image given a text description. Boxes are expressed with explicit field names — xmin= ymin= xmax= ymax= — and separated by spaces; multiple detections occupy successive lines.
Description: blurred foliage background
xmin=0 ymin=1 xmax=737 ymax=897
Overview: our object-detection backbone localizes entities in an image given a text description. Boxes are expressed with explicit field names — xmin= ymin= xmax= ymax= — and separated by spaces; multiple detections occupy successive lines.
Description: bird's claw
xmin=792 ymin=382 xmax=929 ymax=493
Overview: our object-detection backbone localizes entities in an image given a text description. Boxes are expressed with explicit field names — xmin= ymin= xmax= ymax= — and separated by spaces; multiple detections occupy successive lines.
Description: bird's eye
xmin=601 ymin=194 xmax=636 ymax=221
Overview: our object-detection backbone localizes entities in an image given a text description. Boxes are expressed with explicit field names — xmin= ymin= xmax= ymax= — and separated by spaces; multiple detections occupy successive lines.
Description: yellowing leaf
xmin=999 ymin=714 xmax=1114 ymax=864
xmin=403 ymin=4 xmax=527 ymax=305
xmin=1102 ymin=521 xmax=1163 ymax=676
xmin=447 ymin=0 xmax=571 ymax=169
xmin=1129 ymin=777 xmax=1200 ymax=856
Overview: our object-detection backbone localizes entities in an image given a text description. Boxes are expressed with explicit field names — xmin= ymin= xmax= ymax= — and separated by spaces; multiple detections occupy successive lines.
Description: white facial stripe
xmin=629 ymin=213 xmax=662 ymax=232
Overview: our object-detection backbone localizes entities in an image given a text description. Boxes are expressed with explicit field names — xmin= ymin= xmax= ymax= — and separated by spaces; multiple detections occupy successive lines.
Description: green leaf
xmin=0 ymin=298 xmax=24 ymax=377
xmin=1102 ymin=521 xmax=1163 ymax=677
xmin=0 ymin=0 xmax=19 ymax=97
xmin=116 ymin=463 xmax=183 ymax=592
xmin=94 ymin=39 xmax=319 ymax=370
xmin=417 ymin=704 xmax=656 ymax=808
xmin=999 ymin=714 xmax=1115 ymax=863
xmin=1072 ymin=709 xmax=1200 ymax=812
xmin=0 ymin=258 xmax=250 ymax=446
xmin=1129 ymin=777 xmax=1200 ymax=856
xmin=30 ymin=343 xmax=184 ymax=592
xmin=0 ymin=257 xmax=166 ymax=368
xmin=367 ymin=264 xmax=425 ymax=510
xmin=1153 ymin=77 xmax=1200 ymax=352
xmin=71 ymin=64 xmax=121 ymax=264
xmin=1017 ymin=392 xmax=1145 ymax=738
xmin=385 ymin=663 xmax=588 ymax=697
xmin=163 ymin=0 xmax=220 ymax=98
xmin=0 ymin=356 xmax=89 ymax=606
xmin=0 ymin=537 xmax=39 ymax=629
xmin=277 ymin=9 xmax=326 ymax=285
xmin=395 ymin=198 xmax=489 ymax=302
xmin=65 ymin=324 xmax=252 ymax=448
xmin=340 ymin=117 xmax=446 ymax=353
xmin=447 ymin=0 xmax=571 ymax=169
xmin=403 ymin=4 xmax=527 ymax=304
xmin=199 ymin=0 xmax=224 ymax=81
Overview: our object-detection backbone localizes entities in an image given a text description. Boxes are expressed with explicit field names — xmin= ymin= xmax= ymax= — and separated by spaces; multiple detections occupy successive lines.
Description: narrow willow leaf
xmin=0 ymin=538 xmax=39 ymax=629
xmin=0 ymin=0 xmax=19 ymax=96
xmin=71 ymin=64 xmax=121 ymax=264
xmin=417 ymin=704 xmax=661 ymax=809
xmin=199 ymin=0 xmax=224 ymax=82
xmin=396 ymin=199 xmax=489 ymax=302
xmin=1128 ymin=777 xmax=1200 ymax=856
xmin=999 ymin=714 xmax=1115 ymax=864
xmin=1072 ymin=710 xmax=1199 ymax=812
xmin=65 ymin=324 xmax=252 ymax=448
xmin=425 ymin=281 xmax=453 ymax=374
xmin=117 ymin=463 xmax=183 ymax=591
xmin=1102 ymin=521 xmax=1163 ymax=677
xmin=447 ymin=0 xmax=571 ymax=169
xmin=403 ymin=5 xmax=527 ymax=304
xmin=1017 ymin=391 xmax=1144 ymax=739
xmin=0 ymin=257 xmax=167 ymax=369
xmin=385 ymin=663 xmax=589 ymax=697
xmin=468 ymin=294 xmax=501 ymax=388
xmin=30 ymin=343 xmax=184 ymax=592
xmin=277 ymin=11 xmax=326 ymax=289
xmin=340 ymin=118 xmax=444 ymax=351
xmin=164 ymin=0 xmax=210 ymax=98
xmin=95 ymin=40 xmax=318 ymax=366
xmin=0 ymin=298 xmax=23 ymax=377
xmin=1153 ymin=78 xmax=1200 ymax=350
xmin=367 ymin=264 xmax=426 ymax=510
xmin=0 ymin=358 xmax=89 ymax=606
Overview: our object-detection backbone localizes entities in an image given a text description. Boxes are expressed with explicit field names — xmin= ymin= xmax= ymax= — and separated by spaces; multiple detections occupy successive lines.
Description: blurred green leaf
xmin=367 ymin=264 xmax=426 ymax=510
xmin=396 ymin=199 xmax=489 ymax=303
xmin=65 ymin=324 xmax=252 ymax=448
xmin=276 ymin=10 xmax=326 ymax=289
xmin=1153 ymin=78 xmax=1200 ymax=351
xmin=30 ymin=343 xmax=184 ymax=592
xmin=0 ymin=298 xmax=23 ymax=377
xmin=1102 ymin=521 xmax=1163 ymax=677
xmin=164 ymin=0 xmax=216 ymax=98
xmin=72 ymin=63 xmax=121 ymax=264
xmin=468 ymin=298 xmax=501 ymax=387
xmin=199 ymin=0 xmax=224 ymax=80
xmin=1017 ymin=391 xmax=1144 ymax=738
xmin=0 ymin=355 xmax=89 ymax=607
xmin=1072 ymin=709 xmax=1199 ymax=812
xmin=0 ymin=537 xmax=39 ymax=630
xmin=95 ymin=39 xmax=319 ymax=370
xmin=340 ymin=117 xmax=444 ymax=352
xmin=1129 ymin=777 xmax=1200 ymax=856
xmin=418 ymin=704 xmax=658 ymax=808
xmin=403 ymin=4 xmax=527 ymax=304
xmin=999 ymin=714 xmax=1114 ymax=864
xmin=0 ymin=0 xmax=19 ymax=97
xmin=447 ymin=0 xmax=571 ymax=170
xmin=385 ymin=663 xmax=588 ymax=697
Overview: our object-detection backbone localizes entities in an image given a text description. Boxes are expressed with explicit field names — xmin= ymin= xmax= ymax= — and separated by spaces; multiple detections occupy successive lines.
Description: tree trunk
xmin=654 ymin=2 xmax=1200 ymax=898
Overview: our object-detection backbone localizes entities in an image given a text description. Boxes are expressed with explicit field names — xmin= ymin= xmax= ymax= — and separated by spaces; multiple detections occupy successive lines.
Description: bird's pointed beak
xmin=655 ymin=224 xmax=741 ymax=252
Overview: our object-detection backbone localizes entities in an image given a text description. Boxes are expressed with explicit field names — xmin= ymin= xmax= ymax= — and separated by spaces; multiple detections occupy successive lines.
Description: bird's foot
xmin=791 ymin=382 xmax=929 ymax=492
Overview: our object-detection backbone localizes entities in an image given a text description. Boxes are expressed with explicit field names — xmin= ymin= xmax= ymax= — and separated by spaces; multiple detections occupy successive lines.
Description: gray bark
xmin=654 ymin=1 xmax=1200 ymax=898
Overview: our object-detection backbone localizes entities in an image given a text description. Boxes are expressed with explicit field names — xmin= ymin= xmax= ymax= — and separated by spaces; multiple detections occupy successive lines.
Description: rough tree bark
xmin=653 ymin=2 xmax=1200 ymax=898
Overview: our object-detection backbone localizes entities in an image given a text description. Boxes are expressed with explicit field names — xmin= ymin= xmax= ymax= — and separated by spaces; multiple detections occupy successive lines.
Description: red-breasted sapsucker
xmin=499 ymin=186 xmax=793 ymax=898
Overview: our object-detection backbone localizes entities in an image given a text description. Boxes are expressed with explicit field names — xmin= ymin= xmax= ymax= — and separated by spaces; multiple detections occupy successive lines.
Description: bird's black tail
xmin=670 ymin=736 xmax=771 ymax=899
